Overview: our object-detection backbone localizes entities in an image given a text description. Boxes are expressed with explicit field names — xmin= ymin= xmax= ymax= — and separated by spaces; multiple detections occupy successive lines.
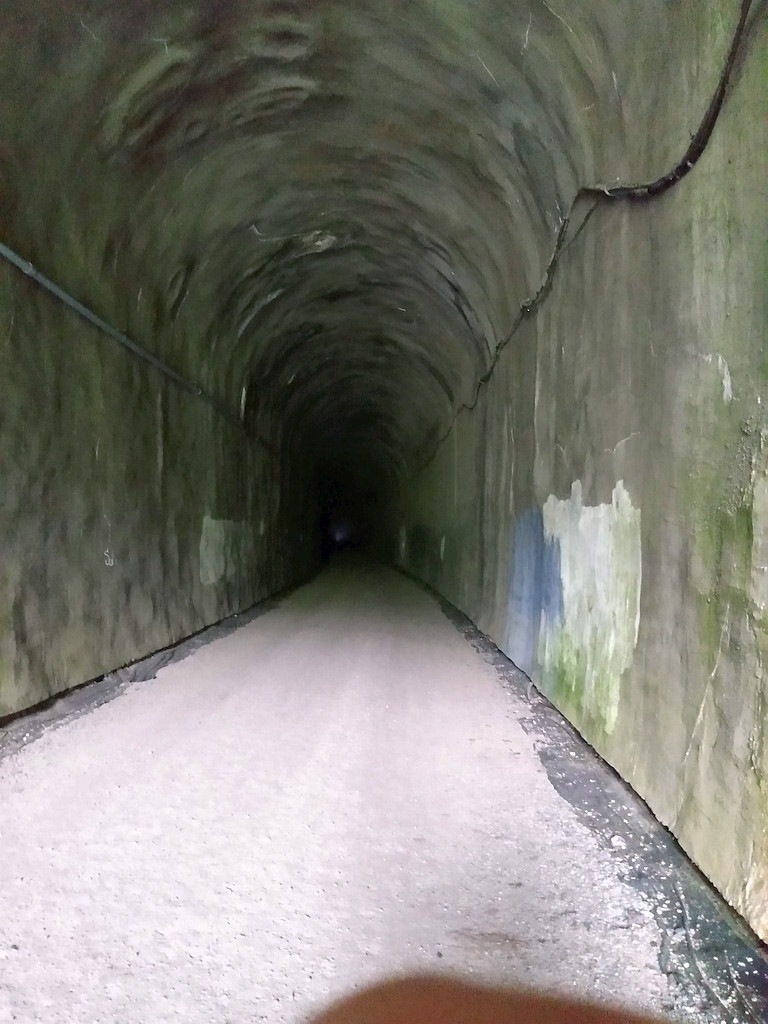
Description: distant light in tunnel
xmin=332 ymin=521 xmax=352 ymax=545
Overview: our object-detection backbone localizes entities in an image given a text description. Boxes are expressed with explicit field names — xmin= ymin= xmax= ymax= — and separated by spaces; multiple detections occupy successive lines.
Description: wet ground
xmin=0 ymin=558 xmax=765 ymax=1023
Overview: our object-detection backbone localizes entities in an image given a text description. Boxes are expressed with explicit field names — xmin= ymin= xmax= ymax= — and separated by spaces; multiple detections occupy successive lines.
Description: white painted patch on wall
xmin=750 ymin=474 xmax=768 ymax=612
xmin=440 ymin=535 xmax=446 ymax=560
xmin=700 ymin=353 xmax=733 ymax=403
xmin=539 ymin=480 xmax=641 ymax=734
xmin=199 ymin=515 xmax=254 ymax=586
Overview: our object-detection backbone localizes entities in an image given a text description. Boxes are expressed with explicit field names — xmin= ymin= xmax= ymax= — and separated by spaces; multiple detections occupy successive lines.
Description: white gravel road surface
xmin=0 ymin=560 xmax=669 ymax=1023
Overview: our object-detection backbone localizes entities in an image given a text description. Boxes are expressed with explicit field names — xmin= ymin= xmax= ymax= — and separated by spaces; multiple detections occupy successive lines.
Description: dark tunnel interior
xmin=1 ymin=0 xmax=766 ymax=944
xmin=3 ymin=0 xmax=563 ymax=567
xmin=315 ymin=455 xmax=400 ymax=558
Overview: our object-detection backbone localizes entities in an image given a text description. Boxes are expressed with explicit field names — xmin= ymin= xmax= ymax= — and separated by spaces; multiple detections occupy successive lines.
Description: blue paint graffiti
xmin=506 ymin=508 xmax=563 ymax=676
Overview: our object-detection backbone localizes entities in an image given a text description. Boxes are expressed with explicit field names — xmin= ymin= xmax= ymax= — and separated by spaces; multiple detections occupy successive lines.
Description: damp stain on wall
xmin=507 ymin=481 xmax=642 ymax=738
xmin=199 ymin=515 xmax=255 ymax=587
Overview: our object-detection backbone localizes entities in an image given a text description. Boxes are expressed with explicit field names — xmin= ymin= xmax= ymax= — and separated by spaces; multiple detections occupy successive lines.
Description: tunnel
xmin=0 ymin=0 xmax=767 ymax=1003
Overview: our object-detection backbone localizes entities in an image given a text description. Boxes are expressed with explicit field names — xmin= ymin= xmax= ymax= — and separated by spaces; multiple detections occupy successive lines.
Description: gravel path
xmin=0 ymin=560 xmax=671 ymax=1023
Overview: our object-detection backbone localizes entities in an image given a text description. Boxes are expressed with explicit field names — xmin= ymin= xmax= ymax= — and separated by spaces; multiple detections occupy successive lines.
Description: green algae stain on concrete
xmin=745 ymin=472 xmax=768 ymax=935
xmin=539 ymin=480 xmax=641 ymax=736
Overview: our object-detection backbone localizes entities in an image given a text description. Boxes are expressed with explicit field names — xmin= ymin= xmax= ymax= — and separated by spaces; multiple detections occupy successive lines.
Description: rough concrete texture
xmin=0 ymin=261 xmax=315 ymax=716
xmin=393 ymin=6 xmax=768 ymax=939
xmin=0 ymin=0 xmax=766 ymax=944
xmin=2 ymin=562 xmax=761 ymax=1024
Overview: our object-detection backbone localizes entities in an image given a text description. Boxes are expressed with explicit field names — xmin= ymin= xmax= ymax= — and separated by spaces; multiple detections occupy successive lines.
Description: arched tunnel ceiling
xmin=0 ymin=0 xmax=725 ymax=475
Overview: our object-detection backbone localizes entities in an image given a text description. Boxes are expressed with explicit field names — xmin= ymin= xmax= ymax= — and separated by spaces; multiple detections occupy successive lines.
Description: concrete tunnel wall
xmin=0 ymin=1 xmax=766 ymax=939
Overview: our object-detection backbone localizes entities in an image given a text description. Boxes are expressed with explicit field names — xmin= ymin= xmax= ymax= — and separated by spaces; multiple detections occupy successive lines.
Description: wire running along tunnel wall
xmin=0 ymin=0 xmax=766 ymax=941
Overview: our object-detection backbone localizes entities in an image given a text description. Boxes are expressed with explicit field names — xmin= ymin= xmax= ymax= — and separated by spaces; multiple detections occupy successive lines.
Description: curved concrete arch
xmin=0 ymin=0 xmax=766 ymax=942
